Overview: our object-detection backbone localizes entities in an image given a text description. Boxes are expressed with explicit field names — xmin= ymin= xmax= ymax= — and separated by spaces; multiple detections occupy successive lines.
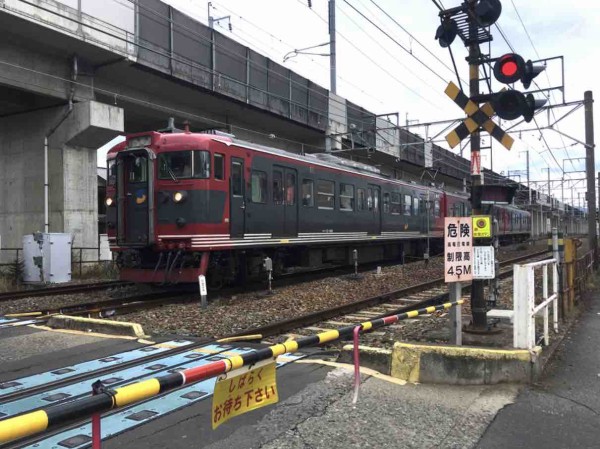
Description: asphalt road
xmin=477 ymin=296 xmax=600 ymax=449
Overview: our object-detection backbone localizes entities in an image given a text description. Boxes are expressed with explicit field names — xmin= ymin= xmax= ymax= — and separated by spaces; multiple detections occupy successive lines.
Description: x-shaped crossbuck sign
xmin=444 ymin=81 xmax=514 ymax=151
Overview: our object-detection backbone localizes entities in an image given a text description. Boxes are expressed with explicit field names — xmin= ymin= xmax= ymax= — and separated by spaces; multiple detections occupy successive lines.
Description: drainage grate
xmin=51 ymin=368 xmax=75 ymax=375
xmin=181 ymin=391 xmax=208 ymax=400
xmin=57 ymin=434 xmax=92 ymax=448
xmin=145 ymin=364 xmax=167 ymax=371
xmin=126 ymin=410 xmax=159 ymax=421
xmin=42 ymin=392 xmax=71 ymax=402
xmin=140 ymin=347 xmax=158 ymax=352
xmin=101 ymin=377 xmax=123 ymax=385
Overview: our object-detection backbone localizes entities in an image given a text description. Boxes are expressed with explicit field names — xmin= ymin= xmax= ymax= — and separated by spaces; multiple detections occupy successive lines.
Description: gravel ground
xmin=113 ymin=242 xmax=549 ymax=340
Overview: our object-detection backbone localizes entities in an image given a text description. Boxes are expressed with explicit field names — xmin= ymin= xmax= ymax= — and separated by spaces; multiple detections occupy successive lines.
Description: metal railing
xmin=0 ymin=247 xmax=114 ymax=276
xmin=575 ymin=249 xmax=595 ymax=298
xmin=513 ymin=258 xmax=559 ymax=350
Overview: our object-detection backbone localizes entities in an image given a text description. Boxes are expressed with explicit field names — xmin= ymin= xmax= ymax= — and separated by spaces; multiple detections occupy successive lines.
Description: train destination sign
xmin=472 ymin=215 xmax=492 ymax=238
xmin=444 ymin=217 xmax=473 ymax=282
xmin=212 ymin=359 xmax=278 ymax=429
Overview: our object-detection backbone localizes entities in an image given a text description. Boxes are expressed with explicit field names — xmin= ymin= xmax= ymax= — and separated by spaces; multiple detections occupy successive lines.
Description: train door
xmin=272 ymin=165 xmax=298 ymax=237
xmin=230 ymin=157 xmax=245 ymax=237
xmin=368 ymin=184 xmax=382 ymax=234
xmin=119 ymin=151 xmax=152 ymax=246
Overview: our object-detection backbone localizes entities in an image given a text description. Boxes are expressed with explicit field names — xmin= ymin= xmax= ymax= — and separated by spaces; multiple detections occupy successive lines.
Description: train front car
xmin=105 ymin=130 xmax=231 ymax=284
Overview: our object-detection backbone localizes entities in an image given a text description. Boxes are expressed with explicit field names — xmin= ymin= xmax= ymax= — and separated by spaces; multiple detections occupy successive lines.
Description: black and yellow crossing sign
xmin=444 ymin=81 xmax=514 ymax=150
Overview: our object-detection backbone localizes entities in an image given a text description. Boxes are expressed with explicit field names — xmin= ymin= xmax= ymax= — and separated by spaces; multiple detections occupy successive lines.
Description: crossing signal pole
xmin=467 ymin=1 xmax=486 ymax=330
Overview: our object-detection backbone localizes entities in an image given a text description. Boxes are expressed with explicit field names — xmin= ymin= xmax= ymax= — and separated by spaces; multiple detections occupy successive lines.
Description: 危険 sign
xmin=444 ymin=217 xmax=473 ymax=282
xmin=473 ymin=246 xmax=495 ymax=279
xmin=212 ymin=359 xmax=278 ymax=429
xmin=472 ymin=215 xmax=492 ymax=238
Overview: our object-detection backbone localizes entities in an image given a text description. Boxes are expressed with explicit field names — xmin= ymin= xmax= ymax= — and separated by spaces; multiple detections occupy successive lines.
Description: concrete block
xmin=47 ymin=314 xmax=146 ymax=338
xmin=339 ymin=345 xmax=393 ymax=375
xmin=390 ymin=342 xmax=542 ymax=385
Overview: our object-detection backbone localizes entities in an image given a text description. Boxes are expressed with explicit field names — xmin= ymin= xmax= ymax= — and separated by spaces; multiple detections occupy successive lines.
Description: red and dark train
xmin=105 ymin=125 xmax=530 ymax=286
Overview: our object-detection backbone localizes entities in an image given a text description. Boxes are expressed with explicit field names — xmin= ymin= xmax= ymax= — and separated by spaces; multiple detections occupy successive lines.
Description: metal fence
xmin=0 ymin=247 xmax=115 ymax=277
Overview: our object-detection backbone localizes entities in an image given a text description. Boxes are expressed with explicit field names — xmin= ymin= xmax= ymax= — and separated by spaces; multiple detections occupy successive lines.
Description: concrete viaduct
xmin=0 ymin=0 xmax=554 ymax=253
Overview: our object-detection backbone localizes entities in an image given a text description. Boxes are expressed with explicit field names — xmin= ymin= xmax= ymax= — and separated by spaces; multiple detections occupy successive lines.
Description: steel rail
xmin=0 ymin=281 xmax=131 ymax=302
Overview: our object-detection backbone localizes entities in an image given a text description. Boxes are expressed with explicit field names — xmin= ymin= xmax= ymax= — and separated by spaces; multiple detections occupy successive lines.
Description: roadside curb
xmin=47 ymin=315 xmax=147 ymax=338
xmin=339 ymin=309 xmax=584 ymax=385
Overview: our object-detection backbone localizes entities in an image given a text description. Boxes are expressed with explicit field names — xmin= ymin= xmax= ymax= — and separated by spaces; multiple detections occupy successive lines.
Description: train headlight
xmin=173 ymin=191 xmax=187 ymax=203
xmin=105 ymin=197 xmax=114 ymax=207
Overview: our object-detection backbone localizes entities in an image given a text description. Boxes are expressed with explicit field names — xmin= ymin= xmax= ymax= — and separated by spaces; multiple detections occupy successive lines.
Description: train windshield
xmin=158 ymin=150 xmax=211 ymax=180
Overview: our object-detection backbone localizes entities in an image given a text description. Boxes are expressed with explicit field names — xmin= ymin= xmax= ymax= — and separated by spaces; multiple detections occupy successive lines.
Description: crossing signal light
xmin=490 ymin=91 xmax=547 ymax=123
xmin=435 ymin=19 xmax=458 ymax=48
xmin=474 ymin=0 xmax=502 ymax=27
xmin=493 ymin=53 xmax=546 ymax=89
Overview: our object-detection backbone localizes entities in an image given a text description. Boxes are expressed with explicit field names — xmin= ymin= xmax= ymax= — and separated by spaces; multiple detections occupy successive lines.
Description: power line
xmin=209 ymin=1 xmax=387 ymax=106
xmin=296 ymin=0 xmax=442 ymax=107
xmin=366 ymin=0 xmax=467 ymax=84
xmin=341 ymin=0 xmax=448 ymax=84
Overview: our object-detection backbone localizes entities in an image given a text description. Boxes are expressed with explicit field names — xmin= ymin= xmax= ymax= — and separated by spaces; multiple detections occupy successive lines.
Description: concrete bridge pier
xmin=0 ymin=101 xmax=123 ymax=257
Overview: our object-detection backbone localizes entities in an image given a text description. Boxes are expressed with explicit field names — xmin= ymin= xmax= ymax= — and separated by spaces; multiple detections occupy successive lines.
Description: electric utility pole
xmin=584 ymin=91 xmax=597 ymax=263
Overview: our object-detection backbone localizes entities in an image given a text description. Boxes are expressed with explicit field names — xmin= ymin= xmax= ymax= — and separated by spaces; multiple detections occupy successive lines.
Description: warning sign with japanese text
xmin=444 ymin=217 xmax=473 ymax=282
xmin=212 ymin=359 xmax=278 ymax=429
xmin=472 ymin=215 xmax=492 ymax=238
xmin=473 ymin=246 xmax=495 ymax=279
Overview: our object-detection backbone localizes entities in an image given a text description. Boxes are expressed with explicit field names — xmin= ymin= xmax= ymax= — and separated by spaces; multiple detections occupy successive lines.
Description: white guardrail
xmin=513 ymin=259 xmax=559 ymax=349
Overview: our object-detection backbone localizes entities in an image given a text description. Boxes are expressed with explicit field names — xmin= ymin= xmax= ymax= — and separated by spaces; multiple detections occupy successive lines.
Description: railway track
xmin=0 ymin=281 xmax=131 ymax=302
xmin=0 ymin=250 xmax=550 ymax=447
xmin=228 ymin=249 xmax=551 ymax=342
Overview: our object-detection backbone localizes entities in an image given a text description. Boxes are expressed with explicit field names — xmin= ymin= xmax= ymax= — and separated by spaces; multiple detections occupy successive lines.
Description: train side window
xmin=273 ymin=170 xmax=284 ymax=205
xmin=434 ymin=200 xmax=440 ymax=217
xmin=231 ymin=161 xmax=243 ymax=197
xmin=317 ymin=180 xmax=335 ymax=209
xmin=383 ymin=193 xmax=390 ymax=213
xmin=403 ymin=195 xmax=412 ymax=216
xmin=214 ymin=154 xmax=225 ymax=180
xmin=413 ymin=197 xmax=419 ymax=215
xmin=302 ymin=179 xmax=314 ymax=207
xmin=193 ymin=151 xmax=211 ymax=179
xmin=340 ymin=183 xmax=355 ymax=211
xmin=367 ymin=188 xmax=373 ymax=211
xmin=251 ymin=170 xmax=267 ymax=203
xmin=390 ymin=193 xmax=400 ymax=215
xmin=286 ymin=172 xmax=296 ymax=205
xmin=357 ymin=188 xmax=366 ymax=211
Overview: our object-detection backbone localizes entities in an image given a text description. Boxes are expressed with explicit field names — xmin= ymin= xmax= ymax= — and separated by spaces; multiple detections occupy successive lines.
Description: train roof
xmin=109 ymin=130 xmax=464 ymax=196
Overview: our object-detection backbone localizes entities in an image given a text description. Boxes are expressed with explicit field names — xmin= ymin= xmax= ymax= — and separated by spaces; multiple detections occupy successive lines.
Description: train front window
xmin=128 ymin=156 xmax=147 ymax=183
xmin=193 ymin=151 xmax=211 ymax=179
xmin=158 ymin=151 xmax=192 ymax=180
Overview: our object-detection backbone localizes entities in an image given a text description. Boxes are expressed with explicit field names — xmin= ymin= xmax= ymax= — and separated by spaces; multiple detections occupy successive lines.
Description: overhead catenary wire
xmin=295 ymin=0 xmax=443 ymax=108
xmin=209 ymin=1 xmax=387 ymax=105
xmin=366 ymin=0 xmax=468 ymax=85
xmin=340 ymin=0 xmax=448 ymax=84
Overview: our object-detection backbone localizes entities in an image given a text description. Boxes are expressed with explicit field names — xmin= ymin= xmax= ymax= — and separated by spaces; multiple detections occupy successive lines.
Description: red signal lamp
xmin=493 ymin=54 xmax=525 ymax=84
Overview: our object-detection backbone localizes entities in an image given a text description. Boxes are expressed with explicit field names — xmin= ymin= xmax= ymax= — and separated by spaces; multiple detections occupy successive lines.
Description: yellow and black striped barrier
xmin=444 ymin=81 xmax=514 ymax=150
xmin=0 ymin=300 xmax=463 ymax=444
